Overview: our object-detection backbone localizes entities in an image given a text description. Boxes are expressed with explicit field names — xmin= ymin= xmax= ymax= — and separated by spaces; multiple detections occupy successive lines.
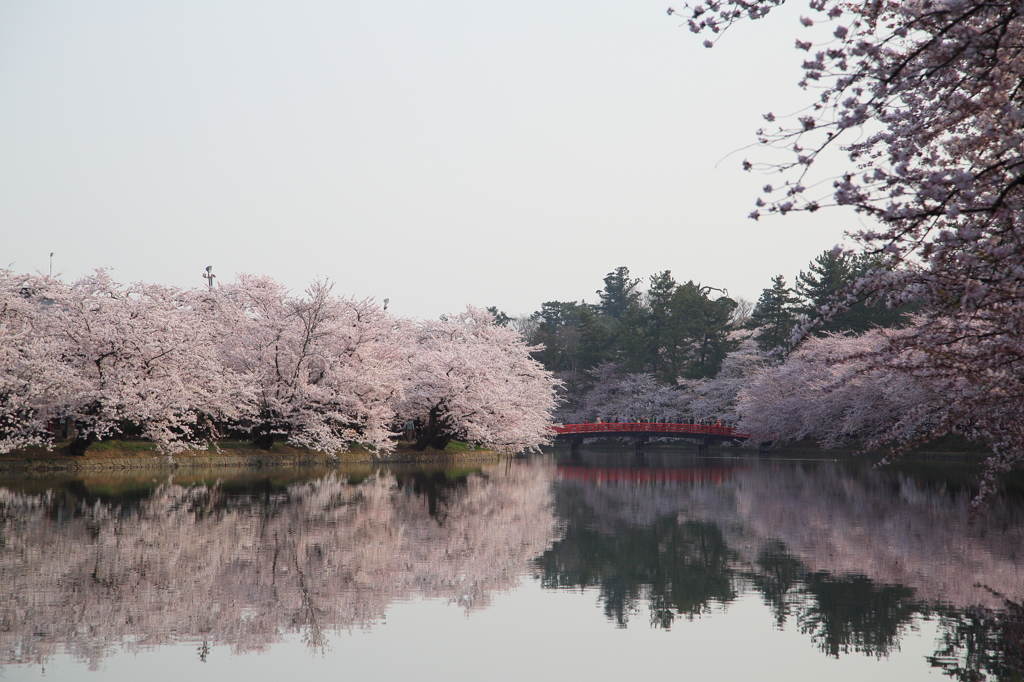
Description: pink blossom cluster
xmin=738 ymin=327 xmax=946 ymax=449
xmin=0 ymin=270 xmax=559 ymax=455
xmin=560 ymin=335 xmax=766 ymax=425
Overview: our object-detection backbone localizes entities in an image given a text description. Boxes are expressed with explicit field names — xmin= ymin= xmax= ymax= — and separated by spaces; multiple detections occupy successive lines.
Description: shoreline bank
xmin=0 ymin=441 xmax=500 ymax=474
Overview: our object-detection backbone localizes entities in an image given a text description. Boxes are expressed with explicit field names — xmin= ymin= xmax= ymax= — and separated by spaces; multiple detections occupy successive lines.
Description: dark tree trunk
xmin=426 ymin=434 xmax=452 ymax=450
xmin=66 ymin=432 xmax=97 ymax=457
xmin=412 ymin=407 xmax=451 ymax=451
xmin=252 ymin=431 xmax=275 ymax=450
xmin=251 ymin=421 xmax=279 ymax=450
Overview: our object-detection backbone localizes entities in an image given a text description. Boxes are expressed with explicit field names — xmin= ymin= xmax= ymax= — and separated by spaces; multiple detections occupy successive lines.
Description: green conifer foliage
xmin=751 ymin=275 xmax=799 ymax=351
xmin=597 ymin=267 xmax=642 ymax=321
xmin=796 ymin=251 xmax=913 ymax=334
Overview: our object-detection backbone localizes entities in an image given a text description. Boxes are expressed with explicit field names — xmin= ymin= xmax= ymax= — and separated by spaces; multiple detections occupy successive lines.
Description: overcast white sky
xmin=0 ymin=0 xmax=863 ymax=318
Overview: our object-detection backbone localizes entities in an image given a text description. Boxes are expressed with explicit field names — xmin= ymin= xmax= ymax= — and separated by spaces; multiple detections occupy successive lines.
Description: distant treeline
xmin=489 ymin=251 xmax=916 ymax=418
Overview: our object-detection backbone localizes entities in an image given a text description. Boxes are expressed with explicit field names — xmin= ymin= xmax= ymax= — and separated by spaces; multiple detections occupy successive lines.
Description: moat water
xmin=1 ymin=448 xmax=1022 ymax=681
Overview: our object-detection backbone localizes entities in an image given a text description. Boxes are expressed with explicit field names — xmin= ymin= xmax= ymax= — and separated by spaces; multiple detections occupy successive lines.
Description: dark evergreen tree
xmin=645 ymin=270 xmax=678 ymax=360
xmin=529 ymin=301 xmax=614 ymax=375
xmin=653 ymin=281 xmax=738 ymax=381
xmin=750 ymin=274 xmax=799 ymax=351
xmin=618 ymin=270 xmax=677 ymax=378
xmin=597 ymin=266 xmax=641 ymax=321
xmin=528 ymin=269 xmax=738 ymax=400
xmin=485 ymin=306 xmax=511 ymax=326
xmin=796 ymin=250 xmax=854 ymax=319
xmin=681 ymin=285 xmax=739 ymax=379
xmin=796 ymin=251 xmax=914 ymax=334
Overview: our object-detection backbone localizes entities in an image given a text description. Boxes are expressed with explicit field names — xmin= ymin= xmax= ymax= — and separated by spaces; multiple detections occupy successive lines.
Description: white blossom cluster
xmin=738 ymin=327 xmax=946 ymax=448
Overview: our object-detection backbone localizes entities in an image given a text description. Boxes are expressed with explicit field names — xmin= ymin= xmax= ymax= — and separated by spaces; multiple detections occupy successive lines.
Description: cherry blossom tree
xmin=688 ymin=334 xmax=767 ymax=422
xmin=561 ymin=362 xmax=692 ymax=423
xmin=1 ymin=272 xmax=561 ymax=457
xmin=0 ymin=272 xmax=76 ymax=452
xmin=61 ymin=274 xmax=250 ymax=455
xmin=737 ymin=327 xmax=946 ymax=448
xmin=677 ymin=0 xmax=1024 ymax=477
xmin=398 ymin=307 xmax=559 ymax=453
xmin=217 ymin=275 xmax=404 ymax=454
xmin=0 ymin=271 xmax=251 ymax=456
xmin=561 ymin=335 xmax=764 ymax=425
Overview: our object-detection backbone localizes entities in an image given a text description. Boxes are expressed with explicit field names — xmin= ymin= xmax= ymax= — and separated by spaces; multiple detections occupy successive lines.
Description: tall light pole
xmin=203 ymin=266 xmax=216 ymax=290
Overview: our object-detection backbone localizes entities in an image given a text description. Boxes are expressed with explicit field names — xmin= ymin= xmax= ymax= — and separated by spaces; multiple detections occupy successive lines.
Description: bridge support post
xmin=570 ymin=436 xmax=583 ymax=455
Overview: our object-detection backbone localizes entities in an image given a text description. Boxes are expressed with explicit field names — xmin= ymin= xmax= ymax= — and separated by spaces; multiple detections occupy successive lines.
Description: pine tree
xmin=657 ymin=281 xmax=738 ymax=380
xmin=795 ymin=251 xmax=854 ymax=319
xmin=619 ymin=270 xmax=678 ymax=376
xmin=796 ymin=251 xmax=913 ymax=334
xmin=596 ymin=267 xmax=641 ymax=321
xmin=751 ymin=275 xmax=799 ymax=351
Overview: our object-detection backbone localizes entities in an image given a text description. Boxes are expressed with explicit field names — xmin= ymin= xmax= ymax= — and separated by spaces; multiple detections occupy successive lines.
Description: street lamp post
xmin=203 ymin=266 xmax=216 ymax=290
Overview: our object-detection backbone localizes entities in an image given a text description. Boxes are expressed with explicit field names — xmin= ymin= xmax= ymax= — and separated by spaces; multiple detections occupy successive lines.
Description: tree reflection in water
xmin=0 ymin=460 xmax=558 ymax=669
xmin=542 ymin=455 xmax=1024 ymax=679
xmin=749 ymin=544 xmax=920 ymax=658
xmin=538 ymin=487 xmax=920 ymax=655
xmin=2 ymin=454 xmax=1023 ymax=680
xmin=535 ymin=510 xmax=737 ymax=628
xmin=928 ymin=600 xmax=1024 ymax=682
xmin=797 ymin=572 xmax=917 ymax=658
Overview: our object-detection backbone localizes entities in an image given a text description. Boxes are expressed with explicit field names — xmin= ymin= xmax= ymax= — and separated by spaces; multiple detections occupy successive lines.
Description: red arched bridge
xmin=552 ymin=422 xmax=751 ymax=448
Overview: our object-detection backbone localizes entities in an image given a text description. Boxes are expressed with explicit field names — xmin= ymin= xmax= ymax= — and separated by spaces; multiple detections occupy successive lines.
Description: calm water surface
xmin=1 ymin=448 xmax=1022 ymax=681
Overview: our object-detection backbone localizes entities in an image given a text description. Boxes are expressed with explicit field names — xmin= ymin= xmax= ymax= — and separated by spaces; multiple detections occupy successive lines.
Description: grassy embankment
xmin=0 ymin=438 xmax=498 ymax=473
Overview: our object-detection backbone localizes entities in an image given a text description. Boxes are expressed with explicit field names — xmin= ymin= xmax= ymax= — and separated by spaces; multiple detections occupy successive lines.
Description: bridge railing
xmin=552 ymin=422 xmax=750 ymax=439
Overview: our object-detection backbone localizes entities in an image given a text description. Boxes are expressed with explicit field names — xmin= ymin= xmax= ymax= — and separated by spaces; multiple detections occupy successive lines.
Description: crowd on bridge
xmin=580 ymin=417 xmax=735 ymax=428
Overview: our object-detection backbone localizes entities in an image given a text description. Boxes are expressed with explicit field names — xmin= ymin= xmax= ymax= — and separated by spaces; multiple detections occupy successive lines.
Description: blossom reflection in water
xmin=0 ymin=460 xmax=558 ymax=668
xmin=1 ymin=453 xmax=1023 ymax=681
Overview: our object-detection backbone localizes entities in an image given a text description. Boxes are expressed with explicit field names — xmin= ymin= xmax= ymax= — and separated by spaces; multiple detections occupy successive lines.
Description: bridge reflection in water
xmin=557 ymin=464 xmax=736 ymax=486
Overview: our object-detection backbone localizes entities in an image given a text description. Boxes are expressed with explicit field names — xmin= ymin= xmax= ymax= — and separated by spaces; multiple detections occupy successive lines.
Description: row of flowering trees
xmin=0 ymin=270 xmax=559 ymax=456
xmin=737 ymin=327 xmax=947 ymax=449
